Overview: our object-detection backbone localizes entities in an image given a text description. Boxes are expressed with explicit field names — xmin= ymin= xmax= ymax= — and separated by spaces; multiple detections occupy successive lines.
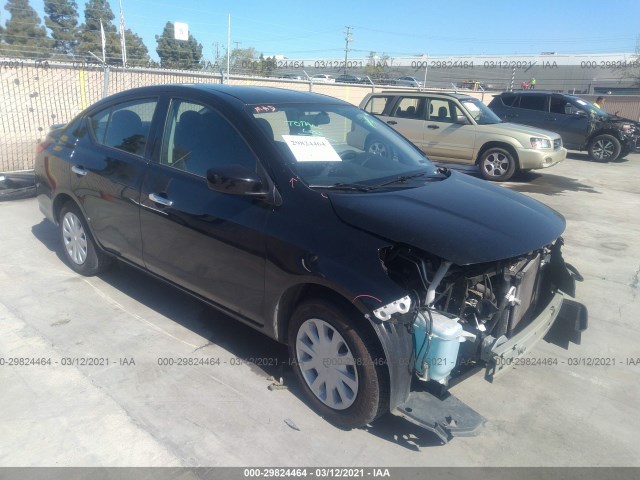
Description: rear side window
xmin=391 ymin=97 xmax=425 ymax=119
xmin=89 ymin=98 xmax=157 ymax=156
xmin=363 ymin=96 xmax=393 ymax=115
xmin=517 ymin=94 xmax=547 ymax=112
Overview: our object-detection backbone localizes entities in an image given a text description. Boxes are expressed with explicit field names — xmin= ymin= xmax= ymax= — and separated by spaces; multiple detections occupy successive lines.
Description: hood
xmin=329 ymin=172 xmax=565 ymax=265
xmin=486 ymin=122 xmax=562 ymax=140
xmin=601 ymin=114 xmax=640 ymax=127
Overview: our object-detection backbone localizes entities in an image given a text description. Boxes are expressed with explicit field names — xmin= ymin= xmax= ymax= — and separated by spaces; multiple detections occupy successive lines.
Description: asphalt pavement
xmin=0 ymin=153 xmax=639 ymax=467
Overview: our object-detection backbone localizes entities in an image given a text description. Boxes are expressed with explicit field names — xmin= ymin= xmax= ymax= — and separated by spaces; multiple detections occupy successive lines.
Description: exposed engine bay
xmin=378 ymin=238 xmax=582 ymax=386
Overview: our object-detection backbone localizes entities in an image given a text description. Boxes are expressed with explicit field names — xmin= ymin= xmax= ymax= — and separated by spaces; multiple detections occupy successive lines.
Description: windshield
xmin=248 ymin=103 xmax=438 ymax=189
xmin=459 ymin=98 xmax=502 ymax=125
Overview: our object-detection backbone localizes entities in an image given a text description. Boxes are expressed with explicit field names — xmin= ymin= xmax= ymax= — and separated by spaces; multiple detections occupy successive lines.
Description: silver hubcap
xmin=62 ymin=212 xmax=88 ymax=265
xmin=483 ymin=151 xmax=510 ymax=177
xmin=592 ymin=139 xmax=615 ymax=160
xmin=296 ymin=318 xmax=359 ymax=410
xmin=368 ymin=141 xmax=387 ymax=158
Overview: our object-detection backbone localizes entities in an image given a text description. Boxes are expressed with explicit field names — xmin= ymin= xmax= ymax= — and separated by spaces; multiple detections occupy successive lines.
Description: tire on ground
xmin=478 ymin=147 xmax=517 ymax=181
xmin=588 ymin=134 xmax=621 ymax=162
xmin=59 ymin=202 xmax=112 ymax=276
xmin=288 ymin=298 xmax=389 ymax=428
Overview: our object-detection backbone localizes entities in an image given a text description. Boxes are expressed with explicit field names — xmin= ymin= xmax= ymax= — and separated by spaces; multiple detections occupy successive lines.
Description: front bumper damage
xmin=484 ymin=291 xmax=588 ymax=381
xmin=390 ymin=291 xmax=586 ymax=443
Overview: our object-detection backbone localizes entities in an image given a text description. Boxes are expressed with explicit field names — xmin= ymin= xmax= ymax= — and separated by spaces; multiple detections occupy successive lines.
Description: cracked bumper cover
xmin=485 ymin=291 xmax=588 ymax=381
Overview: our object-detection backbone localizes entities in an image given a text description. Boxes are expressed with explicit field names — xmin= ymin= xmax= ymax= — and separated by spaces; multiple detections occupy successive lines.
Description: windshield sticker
xmin=282 ymin=135 xmax=342 ymax=162
xmin=462 ymin=101 xmax=480 ymax=112
xmin=254 ymin=105 xmax=277 ymax=113
xmin=576 ymin=100 xmax=588 ymax=106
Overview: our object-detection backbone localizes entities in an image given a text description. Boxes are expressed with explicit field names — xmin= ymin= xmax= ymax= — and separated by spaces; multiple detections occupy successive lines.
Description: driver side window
xmin=161 ymin=100 xmax=256 ymax=178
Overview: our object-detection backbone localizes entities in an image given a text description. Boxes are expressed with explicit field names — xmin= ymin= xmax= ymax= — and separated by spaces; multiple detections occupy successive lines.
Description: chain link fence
xmin=2 ymin=59 xmax=639 ymax=173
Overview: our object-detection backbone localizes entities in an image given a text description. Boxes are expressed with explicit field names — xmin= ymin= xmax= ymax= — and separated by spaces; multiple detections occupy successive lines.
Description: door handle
xmin=149 ymin=193 xmax=173 ymax=207
xmin=427 ymin=125 xmax=440 ymax=129
xmin=386 ymin=120 xmax=397 ymax=125
xmin=71 ymin=165 xmax=87 ymax=176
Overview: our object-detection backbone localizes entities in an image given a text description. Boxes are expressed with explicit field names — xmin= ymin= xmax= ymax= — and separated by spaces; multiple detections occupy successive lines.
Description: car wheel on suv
xmin=365 ymin=136 xmax=392 ymax=159
xmin=479 ymin=147 xmax=517 ymax=181
xmin=288 ymin=298 xmax=389 ymax=428
xmin=588 ymin=134 xmax=621 ymax=162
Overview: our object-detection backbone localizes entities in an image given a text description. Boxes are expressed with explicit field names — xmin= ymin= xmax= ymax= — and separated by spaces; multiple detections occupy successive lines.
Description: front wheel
xmin=59 ymin=202 xmax=112 ymax=276
xmin=479 ymin=147 xmax=517 ymax=181
xmin=288 ymin=299 xmax=389 ymax=428
xmin=588 ymin=134 xmax=621 ymax=162
xmin=364 ymin=136 xmax=391 ymax=159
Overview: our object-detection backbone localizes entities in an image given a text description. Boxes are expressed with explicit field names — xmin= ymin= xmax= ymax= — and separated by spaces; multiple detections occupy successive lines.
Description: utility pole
xmin=343 ymin=26 xmax=352 ymax=74
xmin=213 ymin=42 xmax=220 ymax=61
xmin=233 ymin=41 xmax=242 ymax=50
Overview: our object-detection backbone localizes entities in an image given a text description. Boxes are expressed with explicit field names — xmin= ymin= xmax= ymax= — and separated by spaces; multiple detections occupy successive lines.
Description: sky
xmin=27 ymin=0 xmax=640 ymax=62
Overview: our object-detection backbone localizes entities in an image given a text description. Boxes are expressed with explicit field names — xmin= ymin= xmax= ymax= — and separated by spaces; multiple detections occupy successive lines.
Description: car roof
xmin=373 ymin=90 xmax=475 ymax=100
xmin=96 ymin=84 xmax=347 ymax=108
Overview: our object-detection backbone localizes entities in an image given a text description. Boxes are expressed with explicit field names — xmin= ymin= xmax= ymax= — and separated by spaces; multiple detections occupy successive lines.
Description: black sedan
xmin=35 ymin=85 xmax=587 ymax=439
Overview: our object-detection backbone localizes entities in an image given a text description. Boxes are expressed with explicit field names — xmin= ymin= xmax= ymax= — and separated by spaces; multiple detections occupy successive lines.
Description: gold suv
xmin=358 ymin=92 xmax=566 ymax=181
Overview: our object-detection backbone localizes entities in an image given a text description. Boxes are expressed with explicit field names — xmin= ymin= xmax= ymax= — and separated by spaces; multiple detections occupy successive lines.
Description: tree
xmin=156 ymin=22 xmax=203 ymax=70
xmin=364 ymin=51 xmax=394 ymax=81
xmin=1 ymin=0 xmax=51 ymax=59
xmin=124 ymin=29 xmax=150 ymax=66
xmin=44 ymin=0 xmax=79 ymax=58
xmin=76 ymin=0 xmax=119 ymax=63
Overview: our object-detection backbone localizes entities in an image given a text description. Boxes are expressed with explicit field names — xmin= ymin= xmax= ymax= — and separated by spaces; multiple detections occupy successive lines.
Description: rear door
xmin=509 ymin=93 xmax=549 ymax=130
xmin=74 ymin=97 xmax=160 ymax=264
xmin=378 ymin=96 xmax=427 ymax=150
xmin=139 ymin=97 xmax=268 ymax=323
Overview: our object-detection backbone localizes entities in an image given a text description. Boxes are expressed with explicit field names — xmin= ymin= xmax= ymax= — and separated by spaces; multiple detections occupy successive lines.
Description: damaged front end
xmin=381 ymin=237 xmax=587 ymax=385
xmin=373 ymin=238 xmax=587 ymax=441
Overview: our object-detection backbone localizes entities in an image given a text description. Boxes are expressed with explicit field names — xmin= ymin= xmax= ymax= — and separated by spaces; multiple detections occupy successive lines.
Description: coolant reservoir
xmin=413 ymin=310 xmax=465 ymax=383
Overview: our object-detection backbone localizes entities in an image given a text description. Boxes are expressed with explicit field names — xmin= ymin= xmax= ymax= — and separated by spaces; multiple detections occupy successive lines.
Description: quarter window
xmin=89 ymin=98 xmax=157 ymax=156
xmin=161 ymin=100 xmax=257 ymax=178
xmin=364 ymin=96 xmax=394 ymax=115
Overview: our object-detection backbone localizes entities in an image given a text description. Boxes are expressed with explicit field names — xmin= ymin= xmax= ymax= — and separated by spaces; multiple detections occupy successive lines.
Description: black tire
xmin=478 ymin=147 xmax=517 ymax=181
xmin=59 ymin=202 xmax=112 ymax=276
xmin=588 ymin=134 xmax=621 ymax=162
xmin=364 ymin=136 xmax=391 ymax=159
xmin=288 ymin=299 xmax=389 ymax=429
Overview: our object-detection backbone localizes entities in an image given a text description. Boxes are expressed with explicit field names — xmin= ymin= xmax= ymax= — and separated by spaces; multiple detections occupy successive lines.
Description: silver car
xmin=359 ymin=91 xmax=567 ymax=181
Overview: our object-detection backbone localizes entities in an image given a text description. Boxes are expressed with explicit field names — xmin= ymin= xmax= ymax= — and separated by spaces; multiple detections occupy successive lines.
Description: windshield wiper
xmin=373 ymin=172 xmax=431 ymax=187
xmin=309 ymin=182 xmax=374 ymax=192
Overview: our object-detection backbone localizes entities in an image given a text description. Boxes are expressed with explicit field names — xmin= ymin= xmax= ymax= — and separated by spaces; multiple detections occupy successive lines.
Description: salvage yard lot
xmin=1 ymin=153 xmax=639 ymax=467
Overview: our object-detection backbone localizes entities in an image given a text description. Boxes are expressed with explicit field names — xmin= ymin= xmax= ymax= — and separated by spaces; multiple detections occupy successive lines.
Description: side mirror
xmin=206 ymin=165 xmax=267 ymax=197
xmin=455 ymin=115 xmax=470 ymax=125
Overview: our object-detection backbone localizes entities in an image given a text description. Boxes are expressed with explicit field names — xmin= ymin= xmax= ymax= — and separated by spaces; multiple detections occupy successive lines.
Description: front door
xmin=422 ymin=98 xmax=475 ymax=162
xmin=139 ymin=98 xmax=269 ymax=323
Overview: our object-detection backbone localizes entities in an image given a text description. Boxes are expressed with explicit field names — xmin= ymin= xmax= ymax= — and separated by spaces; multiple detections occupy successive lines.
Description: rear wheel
xmin=59 ymin=202 xmax=112 ymax=276
xmin=288 ymin=299 xmax=388 ymax=428
xmin=479 ymin=147 xmax=517 ymax=181
xmin=588 ymin=134 xmax=621 ymax=162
